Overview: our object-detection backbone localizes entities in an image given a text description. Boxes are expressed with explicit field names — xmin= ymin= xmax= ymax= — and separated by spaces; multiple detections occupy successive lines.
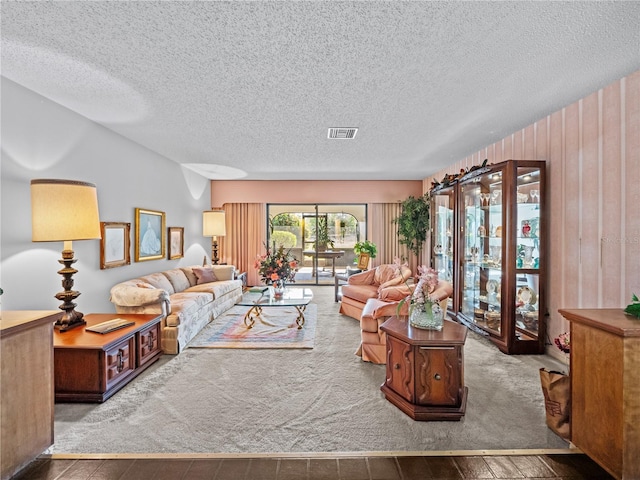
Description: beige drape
xmin=219 ymin=203 xmax=266 ymax=286
xmin=368 ymin=203 xmax=421 ymax=273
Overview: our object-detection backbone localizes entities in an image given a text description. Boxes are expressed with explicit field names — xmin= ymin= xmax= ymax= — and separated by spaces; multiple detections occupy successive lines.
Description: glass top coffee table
xmin=237 ymin=287 xmax=314 ymax=329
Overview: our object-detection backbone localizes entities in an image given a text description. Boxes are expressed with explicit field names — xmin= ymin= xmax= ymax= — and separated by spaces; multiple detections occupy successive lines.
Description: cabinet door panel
xmin=415 ymin=346 xmax=461 ymax=406
xmin=138 ymin=322 xmax=161 ymax=367
xmin=105 ymin=337 xmax=135 ymax=388
xmin=385 ymin=335 xmax=414 ymax=402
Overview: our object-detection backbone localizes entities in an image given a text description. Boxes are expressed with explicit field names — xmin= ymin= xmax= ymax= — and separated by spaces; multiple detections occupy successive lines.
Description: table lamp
xmin=31 ymin=179 xmax=101 ymax=331
xmin=203 ymin=209 xmax=226 ymax=265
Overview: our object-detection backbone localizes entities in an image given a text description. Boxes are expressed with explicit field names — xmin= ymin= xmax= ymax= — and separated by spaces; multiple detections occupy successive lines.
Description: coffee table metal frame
xmin=237 ymin=287 xmax=314 ymax=329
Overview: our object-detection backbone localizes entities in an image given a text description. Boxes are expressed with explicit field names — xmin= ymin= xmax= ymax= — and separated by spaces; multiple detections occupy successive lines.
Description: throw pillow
xmin=193 ymin=266 xmax=217 ymax=285
xmin=379 ymin=284 xmax=412 ymax=302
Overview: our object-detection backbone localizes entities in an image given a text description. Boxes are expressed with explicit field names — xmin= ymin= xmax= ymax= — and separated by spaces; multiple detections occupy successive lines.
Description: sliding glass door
xmin=267 ymin=204 xmax=367 ymax=285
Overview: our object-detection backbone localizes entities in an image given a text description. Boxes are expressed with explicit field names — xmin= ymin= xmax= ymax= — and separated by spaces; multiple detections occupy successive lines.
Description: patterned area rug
xmin=187 ymin=303 xmax=317 ymax=349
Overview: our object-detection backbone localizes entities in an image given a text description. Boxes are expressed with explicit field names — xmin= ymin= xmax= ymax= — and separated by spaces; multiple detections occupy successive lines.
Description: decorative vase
xmin=409 ymin=301 xmax=444 ymax=331
xmin=272 ymin=279 xmax=285 ymax=299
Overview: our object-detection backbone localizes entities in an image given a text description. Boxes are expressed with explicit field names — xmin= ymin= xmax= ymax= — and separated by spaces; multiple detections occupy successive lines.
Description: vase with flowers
xmin=254 ymin=243 xmax=299 ymax=299
xmin=400 ymin=265 xmax=444 ymax=330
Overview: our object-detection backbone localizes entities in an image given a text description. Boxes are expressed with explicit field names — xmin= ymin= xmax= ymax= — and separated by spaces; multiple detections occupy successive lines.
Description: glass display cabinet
xmin=430 ymin=183 xmax=458 ymax=313
xmin=456 ymin=160 xmax=545 ymax=354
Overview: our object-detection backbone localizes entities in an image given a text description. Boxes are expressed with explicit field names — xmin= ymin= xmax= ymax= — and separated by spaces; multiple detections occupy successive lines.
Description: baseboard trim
xmin=43 ymin=447 xmax=581 ymax=460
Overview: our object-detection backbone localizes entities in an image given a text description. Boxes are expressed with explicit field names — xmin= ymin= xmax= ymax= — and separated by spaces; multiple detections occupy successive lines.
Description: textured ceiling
xmin=2 ymin=1 xmax=639 ymax=180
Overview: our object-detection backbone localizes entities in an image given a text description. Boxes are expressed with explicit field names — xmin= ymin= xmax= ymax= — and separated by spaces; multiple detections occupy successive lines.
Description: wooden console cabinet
xmin=54 ymin=313 xmax=162 ymax=402
xmin=380 ymin=316 xmax=468 ymax=421
xmin=559 ymin=308 xmax=640 ymax=480
xmin=1 ymin=310 xmax=62 ymax=480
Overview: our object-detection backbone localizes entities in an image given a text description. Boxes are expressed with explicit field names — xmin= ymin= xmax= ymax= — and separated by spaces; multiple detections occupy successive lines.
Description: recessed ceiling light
xmin=328 ymin=127 xmax=358 ymax=139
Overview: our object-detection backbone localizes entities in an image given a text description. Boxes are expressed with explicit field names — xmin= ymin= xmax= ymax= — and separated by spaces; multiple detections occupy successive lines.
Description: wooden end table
xmin=53 ymin=313 xmax=163 ymax=403
xmin=380 ymin=316 xmax=468 ymax=421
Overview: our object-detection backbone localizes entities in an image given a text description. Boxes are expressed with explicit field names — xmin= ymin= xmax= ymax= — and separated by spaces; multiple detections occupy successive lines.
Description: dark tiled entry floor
xmin=14 ymin=453 xmax=614 ymax=479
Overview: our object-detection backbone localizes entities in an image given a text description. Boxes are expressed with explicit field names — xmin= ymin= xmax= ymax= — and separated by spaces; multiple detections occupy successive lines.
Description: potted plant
xmin=393 ymin=193 xmax=430 ymax=258
xmin=353 ymin=240 xmax=377 ymax=269
xmin=353 ymin=240 xmax=377 ymax=259
xmin=315 ymin=217 xmax=334 ymax=251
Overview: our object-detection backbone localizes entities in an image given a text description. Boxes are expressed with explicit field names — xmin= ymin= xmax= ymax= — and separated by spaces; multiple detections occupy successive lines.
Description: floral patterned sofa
xmin=109 ymin=265 xmax=243 ymax=354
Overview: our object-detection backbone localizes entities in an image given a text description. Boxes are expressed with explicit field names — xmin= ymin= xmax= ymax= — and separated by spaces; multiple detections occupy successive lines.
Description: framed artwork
xmin=100 ymin=222 xmax=131 ymax=269
xmin=357 ymin=253 xmax=370 ymax=270
xmin=135 ymin=208 xmax=166 ymax=262
xmin=168 ymin=227 xmax=184 ymax=260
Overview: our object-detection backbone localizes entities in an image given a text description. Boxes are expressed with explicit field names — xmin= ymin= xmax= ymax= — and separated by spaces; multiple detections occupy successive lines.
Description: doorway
xmin=268 ymin=204 xmax=367 ymax=285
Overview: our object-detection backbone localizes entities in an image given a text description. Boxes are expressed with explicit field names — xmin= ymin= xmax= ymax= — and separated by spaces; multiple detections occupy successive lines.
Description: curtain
xmin=368 ymin=203 xmax=417 ymax=273
xmin=219 ymin=203 xmax=266 ymax=286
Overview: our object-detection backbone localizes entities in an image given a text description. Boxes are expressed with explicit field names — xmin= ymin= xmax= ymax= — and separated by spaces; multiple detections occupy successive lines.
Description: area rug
xmin=52 ymin=287 xmax=569 ymax=455
xmin=186 ymin=304 xmax=317 ymax=349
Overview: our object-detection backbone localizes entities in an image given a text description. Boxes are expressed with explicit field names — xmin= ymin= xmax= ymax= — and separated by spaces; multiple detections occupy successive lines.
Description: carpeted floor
xmin=52 ymin=286 xmax=569 ymax=455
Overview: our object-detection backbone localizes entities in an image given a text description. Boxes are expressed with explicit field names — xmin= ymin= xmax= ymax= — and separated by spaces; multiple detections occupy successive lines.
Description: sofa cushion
xmin=193 ymin=266 xmax=218 ymax=284
xmin=379 ymin=284 xmax=412 ymax=302
xmin=139 ymin=272 xmax=175 ymax=294
xmin=346 ymin=269 xmax=376 ymax=285
xmin=162 ymin=268 xmax=191 ymax=293
xmin=341 ymin=284 xmax=379 ymax=304
xmin=185 ymin=279 xmax=242 ymax=299
xmin=210 ymin=265 xmax=235 ymax=281
xmin=165 ymin=292 xmax=213 ymax=327
xmin=180 ymin=267 xmax=198 ymax=286
xmin=373 ymin=264 xmax=399 ymax=285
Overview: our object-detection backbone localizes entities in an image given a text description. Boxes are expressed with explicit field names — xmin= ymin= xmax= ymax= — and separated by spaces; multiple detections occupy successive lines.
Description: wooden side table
xmin=559 ymin=308 xmax=640 ymax=480
xmin=380 ymin=316 xmax=468 ymax=421
xmin=54 ymin=313 xmax=162 ymax=402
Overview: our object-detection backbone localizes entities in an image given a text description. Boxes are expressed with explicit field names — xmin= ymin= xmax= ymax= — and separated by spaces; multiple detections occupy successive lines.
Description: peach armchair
xmin=338 ymin=263 xmax=413 ymax=321
xmin=355 ymin=280 xmax=453 ymax=364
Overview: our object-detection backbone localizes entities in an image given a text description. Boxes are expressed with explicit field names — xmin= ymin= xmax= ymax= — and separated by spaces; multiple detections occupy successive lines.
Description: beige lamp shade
xmin=202 ymin=210 xmax=226 ymax=237
xmin=31 ymin=179 xmax=101 ymax=242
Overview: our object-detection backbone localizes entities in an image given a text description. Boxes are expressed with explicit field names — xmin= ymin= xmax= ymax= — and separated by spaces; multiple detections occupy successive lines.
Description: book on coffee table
xmin=86 ymin=318 xmax=135 ymax=334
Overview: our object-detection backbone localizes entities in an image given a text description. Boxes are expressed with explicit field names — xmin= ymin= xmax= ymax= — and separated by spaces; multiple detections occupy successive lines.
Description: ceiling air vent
xmin=328 ymin=127 xmax=358 ymax=139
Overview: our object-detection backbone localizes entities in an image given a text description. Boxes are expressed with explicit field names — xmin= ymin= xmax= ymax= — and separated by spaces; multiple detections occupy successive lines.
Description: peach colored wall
xmin=210 ymin=180 xmax=422 ymax=206
xmin=431 ymin=70 xmax=640 ymax=358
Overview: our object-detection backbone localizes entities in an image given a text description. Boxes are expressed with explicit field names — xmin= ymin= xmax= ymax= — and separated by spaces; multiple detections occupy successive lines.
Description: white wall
xmin=1 ymin=78 xmax=213 ymax=313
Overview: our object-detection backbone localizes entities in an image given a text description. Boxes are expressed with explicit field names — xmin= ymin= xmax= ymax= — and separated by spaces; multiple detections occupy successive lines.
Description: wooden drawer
xmin=105 ymin=336 xmax=135 ymax=390
xmin=137 ymin=321 xmax=161 ymax=367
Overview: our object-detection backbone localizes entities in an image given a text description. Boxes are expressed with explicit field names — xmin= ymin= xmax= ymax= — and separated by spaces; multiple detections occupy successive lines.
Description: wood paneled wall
xmin=429 ymin=71 xmax=640 ymax=355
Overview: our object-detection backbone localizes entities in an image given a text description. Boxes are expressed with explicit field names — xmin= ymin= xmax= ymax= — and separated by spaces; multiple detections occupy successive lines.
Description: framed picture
xmin=135 ymin=208 xmax=166 ymax=262
xmin=357 ymin=253 xmax=370 ymax=270
xmin=168 ymin=227 xmax=184 ymax=260
xmin=100 ymin=222 xmax=131 ymax=269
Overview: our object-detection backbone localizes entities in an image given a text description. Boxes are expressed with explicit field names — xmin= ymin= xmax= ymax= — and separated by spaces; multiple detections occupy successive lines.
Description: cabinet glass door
xmin=515 ymin=166 xmax=542 ymax=338
xmin=460 ymin=169 xmax=504 ymax=335
xmin=431 ymin=185 xmax=456 ymax=311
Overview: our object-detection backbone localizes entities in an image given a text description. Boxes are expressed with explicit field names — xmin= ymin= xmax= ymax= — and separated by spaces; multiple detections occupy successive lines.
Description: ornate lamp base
xmin=54 ymin=249 xmax=87 ymax=332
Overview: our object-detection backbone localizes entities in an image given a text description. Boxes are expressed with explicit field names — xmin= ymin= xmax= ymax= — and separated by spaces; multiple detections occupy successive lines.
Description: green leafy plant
xmin=625 ymin=293 xmax=640 ymax=319
xmin=315 ymin=217 xmax=334 ymax=250
xmin=270 ymin=230 xmax=297 ymax=249
xmin=393 ymin=193 xmax=430 ymax=257
xmin=353 ymin=240 xmax=377 ymax=258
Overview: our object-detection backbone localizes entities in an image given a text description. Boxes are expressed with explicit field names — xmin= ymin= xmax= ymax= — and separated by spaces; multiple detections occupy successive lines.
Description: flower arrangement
xmin=554 ymin=332 xmax=570 ymax=354
xmin=410 ymin=265 xmax=440 ymax=312
xmin=395 ymin=261 xmax=444 ymax=330
xmin=254 ymin=243 xmax=299 ymax=285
